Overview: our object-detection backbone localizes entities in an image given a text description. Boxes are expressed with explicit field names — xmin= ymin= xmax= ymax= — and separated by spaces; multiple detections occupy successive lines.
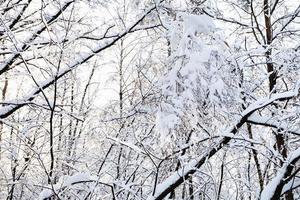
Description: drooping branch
xmin=147 ymin=85 xmax=300 ymax=200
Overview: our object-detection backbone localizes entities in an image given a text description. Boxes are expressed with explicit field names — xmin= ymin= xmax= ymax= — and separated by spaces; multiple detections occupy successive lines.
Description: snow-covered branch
xmin=247 ymin=114 xmax=300 ymax=136
xmin=0 ymin=1 xmax=162 ymax=119
xmin=0 ymin=0 xmax=74 ymax=75
xmin=147 ymin=86 xmax=300 ymax=200
xmin=260 ymin=149 xmax=300 ymax=200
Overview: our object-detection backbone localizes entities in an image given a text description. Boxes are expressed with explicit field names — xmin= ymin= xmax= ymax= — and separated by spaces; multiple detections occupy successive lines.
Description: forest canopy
xmin=0 ymin=0 xmax=300 ymax=199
